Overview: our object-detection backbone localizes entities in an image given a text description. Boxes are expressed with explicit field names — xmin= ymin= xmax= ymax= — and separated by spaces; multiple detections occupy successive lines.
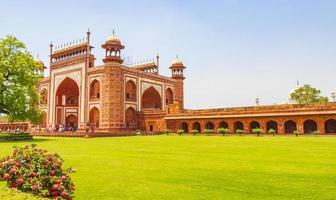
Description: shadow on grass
xmin=0 ymin=137 xmax=53 ymax=144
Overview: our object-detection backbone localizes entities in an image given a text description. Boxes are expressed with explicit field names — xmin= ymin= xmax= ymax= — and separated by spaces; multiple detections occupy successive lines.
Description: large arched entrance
xmin=141 ymin=87 xmax=162 ymax=110
xmin=249 ymin=121 xmax=260 ymax=133
xmin=166 ymin=88 xmax=174 ymax=105
xmin=284 ymin=120 xmax=297 ymax=134
xmin=125 ymin=107 xmax=137 ymax=128
xmin=55 ymin=78 xmax=79 ymax=127
xmin=89 ymin=107 xmax=100 ymax=128
xmin=266 ymin=120 xmax=278 ymax=133
xmin=181 ymin=122 xmax=189 ymax=133
xmin=125 ymin=80 xmax=136 ymax=102
xmin=90 ymin=80 xmax=100 ymax=100
xmin=193 ymin=122 xmax=201 ymax=132
xmin=303 ymin=119 xmax=317 ymax=133
xmin=325 ymin=119 xmax=336 ymax=134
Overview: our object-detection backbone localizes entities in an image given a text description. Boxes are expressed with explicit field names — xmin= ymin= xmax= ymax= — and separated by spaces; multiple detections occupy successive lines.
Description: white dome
xmin=172 ymin=57 xmax=183 ymax=65
xmin=106 ymin=34 xmax=121 ymax=45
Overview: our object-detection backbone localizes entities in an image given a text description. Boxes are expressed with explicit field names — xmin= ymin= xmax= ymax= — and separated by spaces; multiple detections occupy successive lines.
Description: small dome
xmin=106 ymin=34 xmax=121 ymax=45
xmin=172 ymin=56 xmax=183 ymax=65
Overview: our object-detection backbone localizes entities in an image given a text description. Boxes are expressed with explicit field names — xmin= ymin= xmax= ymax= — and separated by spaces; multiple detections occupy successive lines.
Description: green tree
xmin=290 ymin=84 xmax=328 ymax=104
xmin=236 ymin=129 xmax=244 ymax=136
xmin=252 ymin=128 xmax=264 ymax=136
xmin=0 ymin=35 xmax=42 ymax=123
xmin=176 ymin=129 xmax=184 ymax=136
xmin=191 ymin=129 xmax=199 ymax=135
xmin=267 ymin=128 xmax=276 ymax=136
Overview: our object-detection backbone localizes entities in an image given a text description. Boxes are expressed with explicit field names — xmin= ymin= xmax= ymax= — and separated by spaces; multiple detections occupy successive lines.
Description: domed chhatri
xmin=171 ymin=56 xmax=184 ymax=66
xmin=105 ymin=34 xmax=121 ymax=45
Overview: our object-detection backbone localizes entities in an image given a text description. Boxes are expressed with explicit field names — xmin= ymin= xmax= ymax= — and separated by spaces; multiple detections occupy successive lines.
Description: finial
xmin=113 ymin=29 xmax=115 ymax=35
xmin=37 ymin=53 xmax=39 ymax=58
xmin=176 ymin=55 xmax=179 ymax=59
xmin=87 ymin=28 xmax=90 ymax=33
xmin=296 ymin=80 xmax=299 ymax=86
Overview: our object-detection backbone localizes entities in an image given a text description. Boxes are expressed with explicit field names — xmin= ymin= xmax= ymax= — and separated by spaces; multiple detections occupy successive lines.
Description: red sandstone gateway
xmin=25 ymin=31 xmax=336 ymax=135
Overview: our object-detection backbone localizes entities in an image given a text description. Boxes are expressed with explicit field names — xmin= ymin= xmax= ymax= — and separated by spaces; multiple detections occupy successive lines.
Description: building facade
xmin=35 ymin=31 xmax=336 ymax=135
xmin=37 ymin=31 xmax=185 ymax=133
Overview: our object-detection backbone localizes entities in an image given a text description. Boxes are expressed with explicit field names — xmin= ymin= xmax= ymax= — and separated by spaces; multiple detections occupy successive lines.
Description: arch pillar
xmin=297 ymin=118 xmax=304 ymax=133
xmin=317 ymin=117 xmax=325 ymax=134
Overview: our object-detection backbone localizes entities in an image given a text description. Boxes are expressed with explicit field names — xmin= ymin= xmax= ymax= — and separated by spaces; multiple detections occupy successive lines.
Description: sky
xmin=1 ymin=0 xmax=336 ymax=109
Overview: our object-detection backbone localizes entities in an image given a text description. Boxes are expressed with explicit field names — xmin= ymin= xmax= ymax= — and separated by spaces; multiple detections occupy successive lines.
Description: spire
xmin=113 ymin=29 xmax=115 ymax=35
xmin=296 ymin=80 xmax=299 ymax=86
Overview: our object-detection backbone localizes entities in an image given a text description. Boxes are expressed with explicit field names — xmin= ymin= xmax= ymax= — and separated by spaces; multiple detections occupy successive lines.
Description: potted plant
xmin=191 ymin=129 xmax=199 ymax=135
xmin=267 ymin=128 xmax=276 ymax=136
xmin=164 ymin=129 xmax=172 ymax=135
xmin=204 ymin=129 xmax=214 ymax=135
xmin=236 ymin=129 xmax=244 ymax=136
xmin=217 ymin=128 xmax=230 ymax=136
xmin=252 ymin=128 xmax=264 ymax=136
xmin=177 ymin=129 xmax=184 ymax=136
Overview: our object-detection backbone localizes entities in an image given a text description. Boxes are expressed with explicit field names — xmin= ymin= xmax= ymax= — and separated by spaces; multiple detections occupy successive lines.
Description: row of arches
xmin=179 ymin=119 xmax=336 ymax=134
xmin=52 ymin=48 xmax=87 ymax=62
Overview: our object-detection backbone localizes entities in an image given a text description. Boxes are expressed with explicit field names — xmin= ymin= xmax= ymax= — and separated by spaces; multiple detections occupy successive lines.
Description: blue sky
xmin=1 ymin=0 xmax=336 ymax=109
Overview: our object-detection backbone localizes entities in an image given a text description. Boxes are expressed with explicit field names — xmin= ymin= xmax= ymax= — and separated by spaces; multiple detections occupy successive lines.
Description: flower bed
xmin=0 ymin=145 xmax=75 ymax=199
xmin=0 ymin=132 xmax=33 ymax=141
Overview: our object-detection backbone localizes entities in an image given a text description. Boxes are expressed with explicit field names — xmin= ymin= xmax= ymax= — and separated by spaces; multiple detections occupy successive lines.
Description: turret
xmin=169 ymin=56 xmax=185 ymax=80
xmin=101 ymin=31 xmax=124 ymax=64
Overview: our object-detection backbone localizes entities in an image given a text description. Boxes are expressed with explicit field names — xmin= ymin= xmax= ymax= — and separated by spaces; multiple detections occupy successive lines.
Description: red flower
xmin=52 ymin=184 xmax=59 ymax=191
xmin=61 ymin=191 xmax=68 ymax=198
xmin=15 ymin=162 xmax=20 ymax=168
xmin=3 ymin=173 xmax=10 ymax=181
xmin=16 ymin=178 xmax=24 ymax=185
xmin=50 ymin=170 xmax=55 ymax=176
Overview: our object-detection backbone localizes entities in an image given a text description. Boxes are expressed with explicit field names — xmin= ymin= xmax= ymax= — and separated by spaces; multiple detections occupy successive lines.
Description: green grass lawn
xmin=0 ymin=135 xmax=336 ymax=200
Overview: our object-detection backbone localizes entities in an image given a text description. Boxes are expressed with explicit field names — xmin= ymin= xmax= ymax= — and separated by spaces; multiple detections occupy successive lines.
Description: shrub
xmin=252 ymin=128 xmax=264 ymax=136
xmin=217 ymin=128 xmax=230 ymax=136
xmin=176 ymin=129 xmax=184 ymax=136
xmin=310 ymin=130 xmax=320 ymax=135
xmin=191 ymin=129 xmax=199 ymax=135
xmin=164 ymin=129 xmax=172 ymax=135
xmin=267 ymin=128 xmax=276 ymax=136
xmin=203 ymin=129 xmax=214 ymax=135
xmin=0 ymin=144 xmax=75 ymax=200
xmin=236 ymin=129 xmax=244 ymax=136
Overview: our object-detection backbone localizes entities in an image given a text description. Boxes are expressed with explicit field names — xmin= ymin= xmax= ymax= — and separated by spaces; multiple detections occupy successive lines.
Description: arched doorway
xmin=66 ymin=114 xmax=77 ymax=128
xmin=303 ymin=119 xmax=317 ymax=133
xmin=219 ymin=121 xmax=228 ymax=129
xmin=141 ymin=87 xmax=162 ymax=110
xmin=325 ymin=119 xmax=336 ymax=134
xmin=125 ymin=107 xmax=137 ymax=128
xmin=181 ymin=122 xmax=189 ymax=133
xmin=125 ymin=80 xmax=136 ymax=102
xmin=205 ymin=122 xmax=214 ymax=130
xmin=90 ymin=80 xmax=100 ymax=100
xmin=266 ymin=120 xmax=278 ymax=133
xmin=89 ymin=107 xmax=100 ymax=128
xmin=193 ymin=122 xmax=201 ymax=132
xmin=284 ymin=120 xmax=297 ymax=134
xmin=234 ymin=121 xmax=244 ymax=133
xmin=166 ymin=88 xmax=174 ymax=105
xmin=55 ymin=78 xmax=79 ymax=126
xmin=249 ymin=121 xmax=260 ymax=133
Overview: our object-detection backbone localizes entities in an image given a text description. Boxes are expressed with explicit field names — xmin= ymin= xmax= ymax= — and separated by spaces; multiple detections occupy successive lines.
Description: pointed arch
xmin=89 ymin=107 xmax=100 ymax=128
xmin=193 ymin=122 xmax=201 ymax=132
xmin=166 ymin=88 xmax=174 ymax=105
xmin=56 ymin=77 xmax=79 ymax=106
xmin=284 ymin=120 xmax=297 ymax=134
xmin=141 ymin=86 xmax=162 ymax=110
xmin=125 ymin=107 xmax=137 ymax=128
xmin=234 ymin=121 xmax=244 ymax=133
xmin=65 ymin=114 xmax=78 ymax=128
xmin=219 ymin=121 xmax=229 ymax=129
xmin=249 ymin=121 xmax=260 ymax=133
xmin=205 ymin=121 xmax=214 ymax=130
xmin=125 ymin=80 xmax=136 ymax=102
xmin=325 ymin=119 xmax=336 ymax=134
xmin=266 ymin=120 xmax=278 ymax=133
xmin=90 ymin=80 xmax=100 ymax=100
xmin=304 ymin=119 xmax=317 ymax=133
xmin=181 ymin=122 xmax=189 ymax=133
